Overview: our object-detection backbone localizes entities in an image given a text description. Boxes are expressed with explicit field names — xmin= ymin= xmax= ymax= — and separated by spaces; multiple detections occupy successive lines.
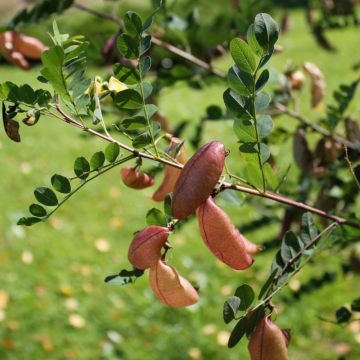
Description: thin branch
xmin=344 ymin=144 xmax=360 ymax=190
xmin=274 ymin=102 xmax=356 ymax=150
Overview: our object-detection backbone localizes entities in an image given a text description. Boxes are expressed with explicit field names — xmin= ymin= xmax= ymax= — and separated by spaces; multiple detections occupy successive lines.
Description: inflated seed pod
xmin=120 ymin=166 xmax=155 ymax=190
xmin=0 ymin=32 xmax=31 ymax=70
xmin=128 ymin=226 xmax=170 ymax=270
xmin=153 ymin=137 xmax=187 ymax=202
xmin=12 ymin=32 xmax=48 ymax=59
xmin=241 ymin=234 xmax=263 ymax=255
xmin=197 ymin=197 xmax=254 ymax=270
xmin=248 ymin=314 xmax=288 ymax=360
xmin=172 ymin=141 xmax=225 ymax=220
xmin=281 ymin=329 xmax=291 ymax=348
xmin=149 ymin=254 xmax=199 ymax=307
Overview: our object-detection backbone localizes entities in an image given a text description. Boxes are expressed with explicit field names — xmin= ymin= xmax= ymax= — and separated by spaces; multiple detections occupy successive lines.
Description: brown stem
xmin=274 ymin=102 xmax=356 ymax=150
xmin=73 ymin=2 xmax=123 ymax=25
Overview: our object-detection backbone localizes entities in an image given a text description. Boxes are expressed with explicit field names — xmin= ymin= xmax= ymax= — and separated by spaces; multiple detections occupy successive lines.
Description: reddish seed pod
xmin=172 ymin=141 xmax=225 ymax=220
xmin=120 ymin=166 xmax=155 ymax=190
xmin=149 ymin=254 xmax=199 ymax=307
xmin=241 ymin=234 xmax=263 ymax=255
xmin=0 ymin=32 xmax=31 ymax=70
xmin=197 ymin=197 xmax=254 ymax=270
xmin=248 ymin=314 xmax=288 ymax=360
xmin=153 ymin=137 xmax=187 ymax=202
xmin=128 ymin=226 xmax=170 ymax=270
xmin=12 ymin=32 xmax=48 ymax=59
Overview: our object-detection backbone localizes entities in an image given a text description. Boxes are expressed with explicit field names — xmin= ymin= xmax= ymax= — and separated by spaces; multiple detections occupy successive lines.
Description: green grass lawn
xmin=0 ymin=4 xmax=360 ymax=360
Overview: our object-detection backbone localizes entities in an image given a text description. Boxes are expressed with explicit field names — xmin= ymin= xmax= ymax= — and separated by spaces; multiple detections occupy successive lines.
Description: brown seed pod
xmin=197 ymin=197 xmax=254 ymax=270
xmin=12 ymin=32 xmax=48 ymax=59
xmin=128 ymin=226 xmax=170 ymax=270
xmin=120 ymin=166 xmax=155 ymax=190
xmin=289 ymin=71 xmax=306 ymax=91
xmin=248 ymin=314 xmax=288 ymax=360
xmin=0 ymin=32 xmax=31 ymax=70
xmin=172 ymin=141 xmax=225 ymax=220
xmin=303 ymin=62 xmax=326 ymax=108
xmin=153 ymin=137 xmax=187 ymax=202
xmin=149 ymin=254 xmax=199 ymax=307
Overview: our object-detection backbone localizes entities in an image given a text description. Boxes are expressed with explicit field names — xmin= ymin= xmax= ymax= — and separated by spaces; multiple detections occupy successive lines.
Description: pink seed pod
xmin=120 ymin=166 xmax=155 ymax=190
xmin=241 ymin=234 xmax=263 ymax=255
xmin=12 ymin=32 xmax=48 ymax=59
xmin=0 ymin=32 xmax=31 ymax=70
xmin=153 ymin=137 xmax=187 ymax=202
xmin=172 ymin=141 xmax=225 ymax=220
xmin=197 ymin=197 xmax=254 ymax=270
xmin=149 ymin=254 xmax=199 ymax=307
xmin=248 ymin=314 xmax=289 ymax=360
xmin=128 ymin=226 xmax=170 ymax=270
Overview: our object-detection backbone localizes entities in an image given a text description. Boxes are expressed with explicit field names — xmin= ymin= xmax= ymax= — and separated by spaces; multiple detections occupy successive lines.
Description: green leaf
xmin=117 ymin=34 xmax=139 ymax=60
xmin=281 ymin=231 xmax=302 ymax=269
xmin=142 ymin=17 xmax=154 ymax=33
xmin=255 ymin=69 xmax=269 ymax=93
xmin=137 ymin=104 xmax=158 ymax=119
xmin=245 ymin=164 xmax=263 ymax=189
xmin=164 ymin=193 xmax=173 ymax=218
xmin=132 ymin=133 xmax=152 ymax=148
xmin=37 ymin=76 xmax=49 ymax=84
xmin=228 ymin=317 xmax=248 ymax=348
xmin=247 ymin=24 xmax=263 ymax=57
xmin=105 ymin=143 xmax=120 ymax=163
xmin=29 ymin=204 xmax=47 ymax=217
xmin=17 ymin=217 xmax=42 ymax=226
xmin=122 ymin=116 xmax=147 ymax=130
xmin=234 ymin=284 xmax=255 ymax=311
xmin=62 ymin=35 xmax=85 ymax=46
xmin=41 ymin=67 xmax=69 ymax=100
xmin=264 ymin=163 xmax=279 ymax=190
xmin=76 ymin=94 xmax=90 ymax=109
xmin=119 ymin=269 xmax=135 ymax=277
xmin=258 ymin=268 xmax=278 ymax=300
xmin=228 ymin=65 xmax=254 ymax=96
xmin=72 ymin=78 xmax=91 ymax=99
xmin=53 ymin=20 xmax=62 ymax=45
xmin=74 ymin=156 xmax=90 ymax=180
xmin=230 ymin=38 xmax=256 ymax=74
xmin=336 ymin=307 xmax=351 ymax=323
xmin=90 ymin=151 xmax=105 ymax=170
xmin=2 ymin=82 xmax=19 ymax=101
xmin=233 ymin=119 xmax=256 ymax=143
xmin=51 ymin=174 xmax=71 ymax=194
xmin=300 ymin=212 xmax=318 ymax=246
xmin=239 ymin=143 xmax=270 ymax=165
xmin=41 ymin=45 xmax=64 ymax=72
xmin=137 ymin=56 xmax=151 ymax=77
xmin=246 ymin=305 xmax=265 ymax=339
xmin=223 ymin=88 xmax=253 ymax=120
xmin=206 ymin=105 xmax=222 ymax=119
xmin=146 ymin=122 xmax=161 ymax=138
xmin=18 ymin=84 xmax=35 ymax=104
xmin=34 ymin=187 xmax=58 ymax=207
xmin=115 ymin=89 xmax=142 ymax=109
xmin=259 ymin=47 xmax=274 ymax=69
xmin=351 ymin=298 xmax=360 ymax=312
xmin=219 ymin=190 xmax=243 ymax=206
xmin=257 ymin=115 xmax=273 ymax=138
xmin=146 ymin=208 xmax=168 ymax=227
xmin=254 ymin=13 xmax=280 ymax=53
xmin=37 ymin=90 xmax=52 ymax=108
xmin=134 ymin=82 xmax=153 ymax=100
xmin=68 ymin=69 xmax=86 ymax=89
xmin=124 ymin=11 xmax=143 ymax=36
xmin=104 ymin=275 xmax=133 ymax=286
xmin=113 ymin=63 xmax=140 ymax=85
xmin=133 ymin=267 xmax=145 ymax=278
xmin=140 ymin=34 xmax=152 ymax=55
xmin=223 ymin=296 xmax=241 ymax=324
xmin=270 ymin=250 xmax=288 ymax=286
xmin=66 ymin=41 xmax=89 ymax=61
xmin=255 ymin=93 xmax=271 ymax=114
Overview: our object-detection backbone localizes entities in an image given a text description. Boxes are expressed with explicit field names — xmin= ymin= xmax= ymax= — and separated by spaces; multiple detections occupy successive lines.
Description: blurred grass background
xmin=0 ymin=1 xmax=360 ymax=359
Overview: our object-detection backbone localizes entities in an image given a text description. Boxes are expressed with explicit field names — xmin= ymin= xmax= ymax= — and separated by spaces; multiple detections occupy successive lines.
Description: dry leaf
xmin=2 ymin=102 xmax=20 ymax=142
xmin=303 ymin=62 xmax=326 ymax=107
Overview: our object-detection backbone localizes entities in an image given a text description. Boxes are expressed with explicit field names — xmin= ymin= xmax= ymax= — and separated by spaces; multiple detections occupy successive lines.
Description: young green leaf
xmin=105 ymin=143 xmax=120 ymax=163
xmin=34 ymin=187 xmax=58 ymax=207
xmin=51 ymin=174 xmax=71 ymax=194
xmin=17 ymin=217 xmax=42 ymax=226
xmin=258 ymin=268 xmax=278 ymax=300
xmin=74 ymin=156 xmax=90 ymax=180
xmin=234 ymin=284 xmax=255 ymax=311
xmin=224 ymin=296 xmax=241 ymax=324
xmin=233 ymin=119 xmax=256 ymax=143
xmin=228 ymin=65 xmax=254 ymax=96
xmin=113 ymin=63 xmax=140 ymax=85
xmin=66 ymin=41 xmax=89 ymax=61
xmin=246 ymin=305 xmax=265 ymax=339
xmin=117 ymin=34 xmax=139 ymax=60
xmin=228 ymin=317 xmax=248 ymax=348
xmin=255 ymin=93 xmax=271 ymax=114
xmin=257 ymin=115 xmax=273 ymax=138
xmin=124 ymin=11 xmax=143 ymax=36
xmin=223 ymin=88 xmax=253 ymax=120
xmin=122 ymin=116 xmax=147 ymax=130
xmin=300 ymin=212 xmax=318 ymax=245
xmin=255 ymin=69 xmax=269 ymax=93
xmin=146 ymin=208 xmax=168 ymax=227
xmin=18 ymin=84 xmax=35 ymax=104
xmin=254 ymin=13 xmax=280 ymax=53
xmin=247 ymin=24 xmax=263 ymax=57
xmin=230 ymin=38 xmax=256 ymax=74
xmin=115 ymin=89 xmax=143 ymax=109
xmin=164 ymin=193 xmax=173 ymax=218
xmin=29 ymin=204 xmax=47 ymax=217
xmin=90 ymin=151 xmax=105 ymax=170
